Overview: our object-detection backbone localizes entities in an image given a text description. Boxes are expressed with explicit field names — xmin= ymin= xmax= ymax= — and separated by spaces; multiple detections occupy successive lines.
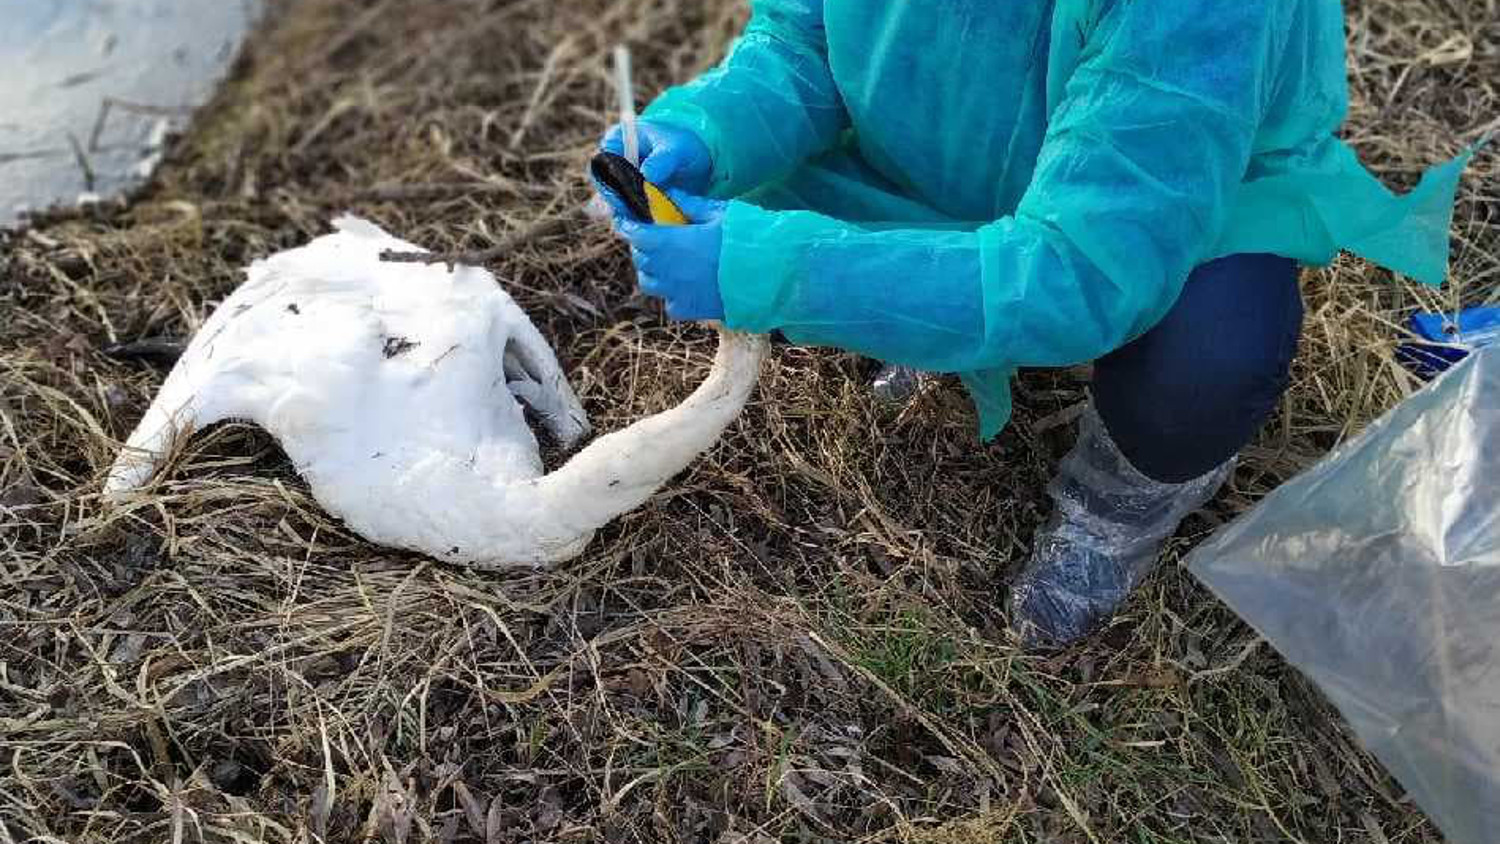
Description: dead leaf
xmin=0 ymin=484 xmax=44 ymax=509
xmin=1360 ymin=813 xmax=1391 ymax=844
xmin=308 ymin=782 xmax=332 ymax=840
xmin=377 ymin=772 xmax=414 ymax=844
xmin=779 ymin=771 xmax=822 ymax=824
xmin=925 ymin=755 xmax=965 ymax=775
xmin=1117 ymin=667 xmax=1183 ymax=689
xmin=562 ymin=292 xmax=601 ymax=317
xmin=485 ymin=794 xmax=505 ymax=844
xmin=453 ymin=781 xmax=485 ymax=836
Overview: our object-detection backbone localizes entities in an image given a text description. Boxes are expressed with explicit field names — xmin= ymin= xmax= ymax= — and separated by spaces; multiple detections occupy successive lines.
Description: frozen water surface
xmin=0 ymin=0 xmax=260 ymax=227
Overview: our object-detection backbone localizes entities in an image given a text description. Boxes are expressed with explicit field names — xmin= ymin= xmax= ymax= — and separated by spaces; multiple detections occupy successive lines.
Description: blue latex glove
xmin=598 ymin=121 xmax=714 ymax=210
xmin=614 ymin=191 xmax=727 ymax=322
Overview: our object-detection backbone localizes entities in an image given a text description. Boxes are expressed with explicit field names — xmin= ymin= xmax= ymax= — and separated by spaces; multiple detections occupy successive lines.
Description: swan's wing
xmin=104 ymin=217 xmax=402 ymax=496
xmin=104 ymin=286 xmax=270 ymax=496
xmin=104 ymin=373 xmax=253 ymax=495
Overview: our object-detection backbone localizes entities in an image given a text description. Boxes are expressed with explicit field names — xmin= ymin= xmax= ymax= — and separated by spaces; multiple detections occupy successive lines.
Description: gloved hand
xmin=599 ymin=121 xmax=713 ymax=197
xmin=615 ymin=191 xmax=727 ymax=322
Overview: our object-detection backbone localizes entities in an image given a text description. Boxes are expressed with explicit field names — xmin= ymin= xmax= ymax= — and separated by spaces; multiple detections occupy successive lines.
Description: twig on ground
xmin=350 ymin=180 xmax=551 ymax=203
xmin=1185 ymin=636 xmax=1265 ymax=684
xmin=66 ymin=132 xmax=95 ymax=193
xmin=377 ymin=215 xmax=578 ymax=267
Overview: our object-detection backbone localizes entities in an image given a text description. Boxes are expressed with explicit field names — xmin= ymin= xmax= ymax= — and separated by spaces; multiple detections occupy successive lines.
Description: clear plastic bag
xmin=1187 ymin=347 xmax=1500 ymax=843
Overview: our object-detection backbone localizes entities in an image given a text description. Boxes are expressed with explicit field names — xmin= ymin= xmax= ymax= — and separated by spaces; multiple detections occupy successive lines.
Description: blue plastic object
xmin=616 ymin=191 xmax=728 ymax=322
xmin=1397 ymin=306 xmax=1500 ymax=380
xmin=640 ymin=0 xmax=1477 ymax=439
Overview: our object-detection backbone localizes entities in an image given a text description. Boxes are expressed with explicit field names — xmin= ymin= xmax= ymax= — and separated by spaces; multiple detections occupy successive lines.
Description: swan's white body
xmin=105 ymin=216 xmax=767 ymax=567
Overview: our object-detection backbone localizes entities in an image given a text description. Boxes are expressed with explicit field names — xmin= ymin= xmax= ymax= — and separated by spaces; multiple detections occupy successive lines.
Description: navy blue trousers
xmin=1094 ymin=253 xmax=1304 ymax=483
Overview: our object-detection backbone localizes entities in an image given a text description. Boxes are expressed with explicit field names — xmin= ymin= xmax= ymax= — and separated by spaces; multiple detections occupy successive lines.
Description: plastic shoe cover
xmin=871 ymin=364 xmax=924 ymax=404
xmin=1009 ymin=404 xmax=1234 ymax=647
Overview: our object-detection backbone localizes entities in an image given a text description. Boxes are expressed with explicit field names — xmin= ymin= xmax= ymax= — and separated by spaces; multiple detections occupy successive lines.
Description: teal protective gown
xmin=643 ymin=0 xmax=1476 ymax=439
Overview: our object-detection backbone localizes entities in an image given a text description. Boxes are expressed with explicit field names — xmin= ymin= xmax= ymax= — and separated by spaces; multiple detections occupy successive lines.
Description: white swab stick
xmin=613 ymin=45 xmax=639 ymax=167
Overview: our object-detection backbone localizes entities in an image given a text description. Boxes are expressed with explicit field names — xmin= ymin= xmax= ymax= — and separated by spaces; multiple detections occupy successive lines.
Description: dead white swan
xmin=104 ymin=215 xmax=768 ymax=567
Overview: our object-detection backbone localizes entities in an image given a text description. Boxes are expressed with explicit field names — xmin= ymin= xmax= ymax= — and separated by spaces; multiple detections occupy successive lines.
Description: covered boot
xmin=1008 ymin=403 xmax=1235 ymax=647
xmin=871 ymin=363 xmax=926 ymax=404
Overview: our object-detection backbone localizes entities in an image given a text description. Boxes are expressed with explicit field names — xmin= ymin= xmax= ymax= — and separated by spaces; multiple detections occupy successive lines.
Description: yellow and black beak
xmin=590 ymin=151 xmax=689 ymax=227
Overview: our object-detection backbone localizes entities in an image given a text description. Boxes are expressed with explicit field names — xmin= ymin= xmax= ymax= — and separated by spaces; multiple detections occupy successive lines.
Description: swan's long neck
xmin=518 ymin=327 xmax=767 ymax=560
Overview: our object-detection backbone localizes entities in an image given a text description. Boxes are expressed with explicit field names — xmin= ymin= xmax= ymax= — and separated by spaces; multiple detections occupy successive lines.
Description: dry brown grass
xmin=1 ymin=0 xmax=1495 ymax=841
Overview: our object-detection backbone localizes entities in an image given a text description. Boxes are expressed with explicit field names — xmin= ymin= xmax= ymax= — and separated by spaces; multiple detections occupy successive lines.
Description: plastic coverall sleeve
xmin=709 ymin=1 xmax=1293 ymax=437
xmin=643 ymin=0 xmax=848 ymax=199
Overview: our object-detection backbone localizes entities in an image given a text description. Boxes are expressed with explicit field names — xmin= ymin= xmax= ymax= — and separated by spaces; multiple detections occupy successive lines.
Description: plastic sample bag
xmin=1186 ymin=347 xmax=1500 ymax=843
